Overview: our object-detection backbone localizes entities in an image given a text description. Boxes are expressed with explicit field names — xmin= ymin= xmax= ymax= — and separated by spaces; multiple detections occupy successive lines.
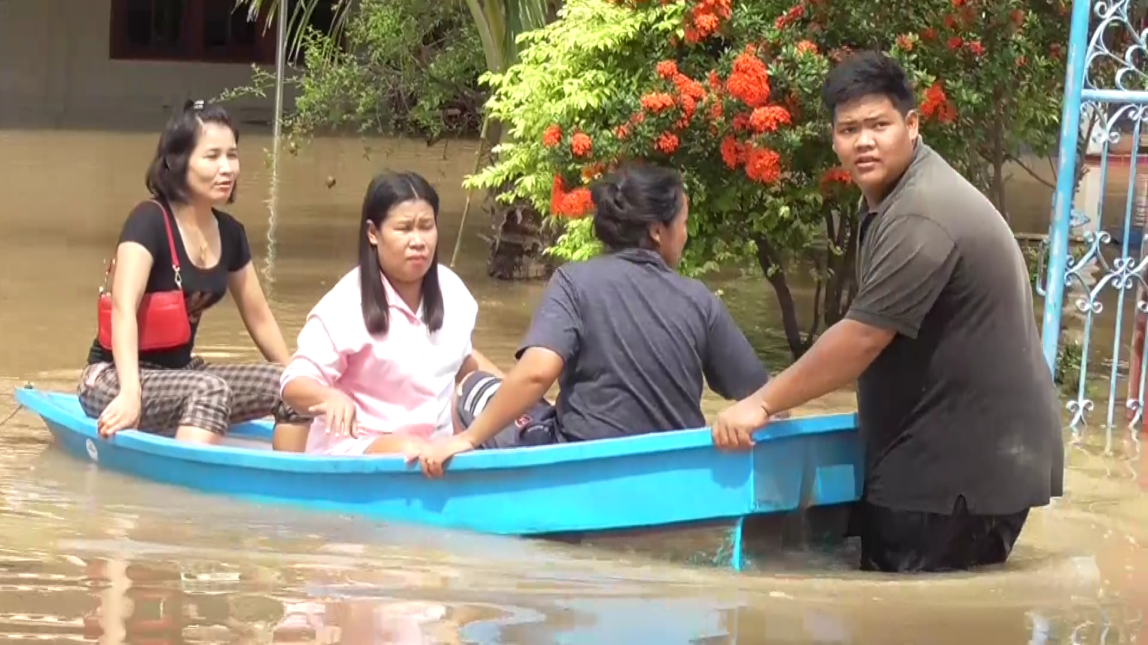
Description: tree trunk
xmin=485 ymin=186 xmax=559 ymax=280
xmin=822 ymin=208 xmax=859 ymax=327
xmin=753 ymin=234 xmax=812 ymax=359
xmin=478 ymin=120 xmax=557 ymax=281
xmin=990 ymin=111 xmax=1010 ymax=224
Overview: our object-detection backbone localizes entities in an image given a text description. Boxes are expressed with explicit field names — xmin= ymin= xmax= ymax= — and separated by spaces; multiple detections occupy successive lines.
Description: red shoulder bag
xmin=96 ymin=200 xmax=192 ymax=351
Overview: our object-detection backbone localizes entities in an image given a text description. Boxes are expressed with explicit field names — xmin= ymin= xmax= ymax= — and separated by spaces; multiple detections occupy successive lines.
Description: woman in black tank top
xmin=79 ymin=100 xmax=308 ymax=447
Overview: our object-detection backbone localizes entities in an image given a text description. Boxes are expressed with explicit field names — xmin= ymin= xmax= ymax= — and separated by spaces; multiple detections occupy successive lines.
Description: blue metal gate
xmin=1042 ymin=0 xmax=1148 ymax=452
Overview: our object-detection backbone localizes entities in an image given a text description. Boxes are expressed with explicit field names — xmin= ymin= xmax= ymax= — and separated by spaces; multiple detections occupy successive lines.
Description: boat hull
xmin=543 ymin=504 xmax=854 ymax=568
xmin=17 ymin=387 xmax=864 ymax=569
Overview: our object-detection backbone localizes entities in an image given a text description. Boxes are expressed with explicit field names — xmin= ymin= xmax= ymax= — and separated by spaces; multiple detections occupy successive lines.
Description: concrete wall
xmin=0 ymin=0 xmax=288 ymax=129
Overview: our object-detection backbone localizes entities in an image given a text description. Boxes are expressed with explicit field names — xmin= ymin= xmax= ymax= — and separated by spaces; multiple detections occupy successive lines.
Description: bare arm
xmin=281 ymin=375 xmax=340 ymax=414
xmin=228 ymin=262 xmax=291 ymax=364
xmin=109 ymin=242 xmax=154 ymax=398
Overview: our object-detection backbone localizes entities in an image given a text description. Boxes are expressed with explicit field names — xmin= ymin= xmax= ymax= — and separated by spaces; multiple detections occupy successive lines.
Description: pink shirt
xmin=280 ymin=266 xmax=479 ymax=455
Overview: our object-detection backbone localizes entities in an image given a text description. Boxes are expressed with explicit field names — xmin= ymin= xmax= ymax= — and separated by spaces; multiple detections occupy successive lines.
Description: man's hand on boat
xmin=711 ymin=396 xmax=772 ymax=451
xmin=309 ymin=390 xmax=360 ymax=438
xmin=97 ymin=391 xmax=142 ymax=438
xmin=406 ymin=435 xmax=476 ymax=478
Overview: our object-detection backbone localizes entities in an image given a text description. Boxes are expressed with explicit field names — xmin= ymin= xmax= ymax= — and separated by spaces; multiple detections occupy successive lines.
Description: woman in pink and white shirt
xmin=278 ymin=171 xmax=499 ymax=455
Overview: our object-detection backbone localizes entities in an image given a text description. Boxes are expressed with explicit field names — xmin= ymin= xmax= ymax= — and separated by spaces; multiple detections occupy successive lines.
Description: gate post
xmin=1040 ymin=0 xmax=1093 ymax=375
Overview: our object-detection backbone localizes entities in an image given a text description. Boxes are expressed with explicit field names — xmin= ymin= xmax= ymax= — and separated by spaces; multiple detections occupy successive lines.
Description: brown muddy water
xmin=0 ymin=129 xmax=1144 ymax=643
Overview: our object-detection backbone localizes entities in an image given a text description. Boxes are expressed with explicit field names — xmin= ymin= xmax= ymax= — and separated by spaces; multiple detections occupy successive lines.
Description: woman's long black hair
xmin=359 ymin=171 xmax=444 ymax=335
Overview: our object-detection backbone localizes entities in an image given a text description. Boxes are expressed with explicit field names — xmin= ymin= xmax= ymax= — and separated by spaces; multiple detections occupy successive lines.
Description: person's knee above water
xmin=278 ymin=171 xmax=501 ymax=456
xmin=711 ymin=51 xmax=1064 ymax=573
xmin=412 ymin=162 xmax=772 ymax=476
xmin=78 ymin=100 xmax=307 ymax=446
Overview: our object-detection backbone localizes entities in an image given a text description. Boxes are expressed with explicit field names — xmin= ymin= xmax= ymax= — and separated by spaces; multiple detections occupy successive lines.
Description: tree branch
xmin=1004 ymin=153 xmax=1057 ymax=189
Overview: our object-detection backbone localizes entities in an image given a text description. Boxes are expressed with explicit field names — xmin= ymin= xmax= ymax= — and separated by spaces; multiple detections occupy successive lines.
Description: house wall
xmin=0 ymin=0 xmax=289 ymax=129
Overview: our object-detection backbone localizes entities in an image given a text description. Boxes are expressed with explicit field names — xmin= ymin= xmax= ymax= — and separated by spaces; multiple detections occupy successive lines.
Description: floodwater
xmin=0 ymin=128 xmax=1144 ymax=643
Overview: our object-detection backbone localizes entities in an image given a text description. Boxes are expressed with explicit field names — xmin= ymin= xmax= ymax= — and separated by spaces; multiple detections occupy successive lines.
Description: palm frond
xmin=233 ymin=0 xmax=352 ymax=62
xmin=235 ymin=0 xmax=550 ymax=71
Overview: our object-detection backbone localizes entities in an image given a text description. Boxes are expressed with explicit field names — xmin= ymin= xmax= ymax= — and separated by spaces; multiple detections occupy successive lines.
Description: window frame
xmin=108 ymin=0 xmax=277 ymax=64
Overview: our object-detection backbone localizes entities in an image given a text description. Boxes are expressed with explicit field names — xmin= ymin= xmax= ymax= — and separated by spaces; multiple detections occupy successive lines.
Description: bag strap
xmin=151 ymin=199 xmax=184 ymax=290
xmin=99 ymin=199 xmax=184 ymax=294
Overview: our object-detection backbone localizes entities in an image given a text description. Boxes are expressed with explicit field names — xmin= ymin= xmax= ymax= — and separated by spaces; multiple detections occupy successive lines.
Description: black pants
xmin=455 ymin=371 xmax=563 ymax=449
xmin=856 ymin=495 xmax=1029 ymax=573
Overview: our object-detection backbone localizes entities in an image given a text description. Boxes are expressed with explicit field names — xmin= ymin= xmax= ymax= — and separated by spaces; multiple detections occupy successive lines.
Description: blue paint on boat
xmin=15 ymin=386 xmax=863 ymax=566
xmin=730 ymin=516 xmax=745 ymax=572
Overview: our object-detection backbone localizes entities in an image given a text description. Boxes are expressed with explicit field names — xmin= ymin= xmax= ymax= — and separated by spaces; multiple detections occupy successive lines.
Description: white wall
xmin=0 ymin=0 xmax=288 ymax=128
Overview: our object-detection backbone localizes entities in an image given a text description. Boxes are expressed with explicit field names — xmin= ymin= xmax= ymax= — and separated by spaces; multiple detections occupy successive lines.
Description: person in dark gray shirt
xmin=712 ymin=51 xmax=1064 ymax=572
xmin=411 ymin=163 xmax=771 ymax=476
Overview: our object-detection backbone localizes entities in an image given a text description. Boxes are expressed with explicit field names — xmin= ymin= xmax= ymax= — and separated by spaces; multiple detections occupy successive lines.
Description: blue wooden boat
xmin=14 ymin=386 xmax=863 ymax=570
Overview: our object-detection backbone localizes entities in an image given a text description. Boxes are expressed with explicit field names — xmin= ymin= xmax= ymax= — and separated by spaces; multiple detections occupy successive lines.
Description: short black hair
xmin=590 ymin=163 xmax=685 ymax=251
xmin=820 ymin=50 xmax=915 ymax=121
xmin=358 ymin=171 xmax=444 ymax=336
xmin=145 ymin=99 xmax=240 ymax=205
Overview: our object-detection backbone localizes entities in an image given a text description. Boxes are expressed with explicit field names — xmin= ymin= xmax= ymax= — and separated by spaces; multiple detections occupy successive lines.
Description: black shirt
xmin=518 ymin=248 xmax=770 ymax=442
xmin=845 ymin=141 xmax=1064 ymax=515
xmin=87 ymin=199 xmax=253 ymax=369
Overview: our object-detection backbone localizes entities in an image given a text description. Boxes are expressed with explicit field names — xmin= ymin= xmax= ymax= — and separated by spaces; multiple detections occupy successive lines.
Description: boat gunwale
xmin=16 ymin=388 xmax=859 ymax=474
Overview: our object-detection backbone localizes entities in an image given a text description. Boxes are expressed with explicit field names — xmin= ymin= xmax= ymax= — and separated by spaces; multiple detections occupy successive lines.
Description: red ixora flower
xmin=966 ymin=40 xmax=984 ymax=57
xmin=774 ymin=3 xmax=806 ymax=30
xmin=749 ymin=105 xmax=791 ymax=133
xmin=795 ymin=40 xmax=818 ymax=56
xmin=640 ymin=92 xmax=676 ymax=113
xmin=655 ymin=132 xmax=680 ymax=154
xmin=685 ymin=0 xmax=732 ymax=44
xmin=550 ymin=176 xmax=593 ymax=218
xmin=672 ymin=73 xmax=707 ymax=101
xmin=570 ymin=132 xmax=592 ymax=157
xmin=921 ymin=81 xmax=956 ymax=124
xmin=720 ymin=136 xmax=743 ymax=169
xmin=820 ymin=167 xmax=852 ymax=193
xmin=726 ymin=47 xmax=771 ymax=108
xmin=744 ymin=146 xmax=782 ymax=184
xmin=542 ymin=124 xmax=562 ymax=148
xmin=669 ymin=74 xmax=706 ymax=123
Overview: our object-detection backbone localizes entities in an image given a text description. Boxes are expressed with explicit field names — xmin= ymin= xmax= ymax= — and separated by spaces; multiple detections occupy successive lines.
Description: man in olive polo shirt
xmin=712 ymin=51 xmax=1064 ymax=572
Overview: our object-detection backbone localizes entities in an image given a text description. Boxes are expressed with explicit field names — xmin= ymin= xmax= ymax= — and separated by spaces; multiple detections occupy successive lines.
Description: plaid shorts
xmin=78 ymin=357 xmax=305 ymax=436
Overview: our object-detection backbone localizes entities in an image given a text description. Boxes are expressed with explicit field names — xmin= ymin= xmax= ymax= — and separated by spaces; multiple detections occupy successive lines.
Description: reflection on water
xmin=0 ymin=128 xmax=1144 ymax=642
